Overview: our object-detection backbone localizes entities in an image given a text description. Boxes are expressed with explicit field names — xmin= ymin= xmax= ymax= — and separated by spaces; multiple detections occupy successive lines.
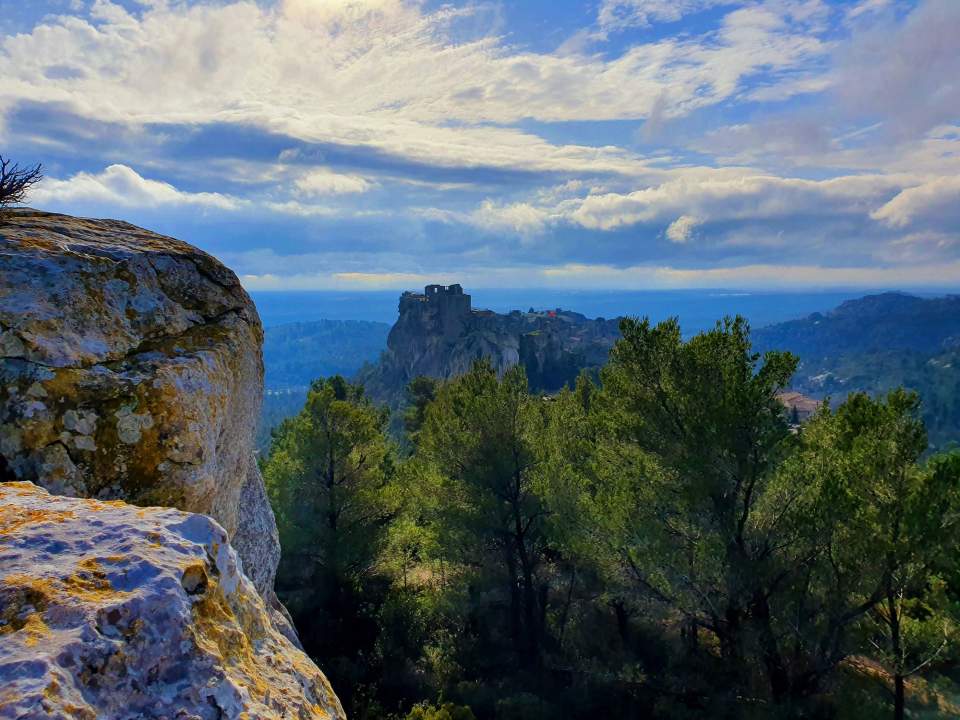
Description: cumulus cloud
xmin=294 ymin=169 xmax=372 ymax=197
xmin=0 ymin=0 xmax=833 ymax=176
xmin=468 ymin=200 xmax=551 ymax=236
xmin=563 ymin=172 xmax=903 ymax=231
xmin=871 ymin=176 xmax=960 ymax=228
xmin=4 ymin=0 xmax=960 ymax=288
xmin=32 ymin=164 xmax=242 ymax=209
xmin=666 ymin=215 xmax=700 ymax=243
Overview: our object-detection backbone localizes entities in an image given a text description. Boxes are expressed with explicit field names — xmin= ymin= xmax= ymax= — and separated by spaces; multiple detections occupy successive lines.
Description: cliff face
xmin=0 ymin=209 xmax=278 ymax=596
xmin=0 ymin=482 xmax=345 ymax=720
xmin=360 ymin=284 xmax=621 ymax=403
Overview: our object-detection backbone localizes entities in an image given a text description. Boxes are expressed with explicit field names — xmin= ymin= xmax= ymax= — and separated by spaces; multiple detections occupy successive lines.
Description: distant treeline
xmin=261 ymin=315 xmax=960 ymax=720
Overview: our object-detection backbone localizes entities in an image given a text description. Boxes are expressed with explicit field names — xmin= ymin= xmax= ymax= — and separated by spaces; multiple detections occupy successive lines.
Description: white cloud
xmin=467 ymin=200 xmax=551 ymax=236
xmin=871 ymin=176 xmax=960 ymax=228
xmin=541 ymin=260 xmax=960 ymax=289
xmin=0 ymin=0 xmax=833 ymax=176
xmin=833 ymin=0 xmax=960 ymax=140
xmin=294 ymin=169 xmax=371 ymax=196
xmin=32 ymin=164 xmax=242 ymax=209
xmin=563 ymin=172 xmax=903 ymax=230
xmin=666 ymin=215 xmax=700 ymax=243
xmin=240 ymin=259 xmax=960 ymax=291
xmin=845 ymin=0 xmax=892 ymax=23
xmin=598 ymin=1 xmax=741 ymax=30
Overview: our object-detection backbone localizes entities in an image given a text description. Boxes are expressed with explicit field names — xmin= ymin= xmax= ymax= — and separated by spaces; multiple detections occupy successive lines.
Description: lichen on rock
xmin=0 ymin=482 xmax=345 ymax=720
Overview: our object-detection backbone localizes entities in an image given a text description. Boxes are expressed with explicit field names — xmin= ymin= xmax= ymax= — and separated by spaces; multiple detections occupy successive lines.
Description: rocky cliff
xmin=359 ymin=284 xmax=621 ymax=403
xmin=0 ymin=209 xmax=279 ymax=595
xmin=0 ymin=482 xmax=344 ymax=720
xmin=0 ymin=209 xmax=343 ymax=716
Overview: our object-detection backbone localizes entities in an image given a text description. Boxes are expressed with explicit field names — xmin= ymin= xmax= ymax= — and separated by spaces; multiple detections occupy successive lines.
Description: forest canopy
xmin=262 ymin=316 xmax=960 ymax=720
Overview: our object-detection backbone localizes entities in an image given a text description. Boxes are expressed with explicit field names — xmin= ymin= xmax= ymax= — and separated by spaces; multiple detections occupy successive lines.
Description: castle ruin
xmin=399 ymin=284 xmax=472 ymax=315
xmin=395 ymin=284 xmax=473 ymax=342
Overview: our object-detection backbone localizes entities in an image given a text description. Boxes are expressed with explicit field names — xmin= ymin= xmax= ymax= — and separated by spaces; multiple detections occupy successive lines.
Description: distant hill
xmin=357 ymin=284 xmax=621 ymax=408
xmin=257 ymin=318 xmax=390 ymax=451
xmin=263 ymin=318 xmax=390 ymax=389
xmin=752 ymin=292 xmax=960 ymax=359
xmin=256 ymin=293 xmax=960 ymax=453
xmin=752 ymin=293 xmax=960 ymax=451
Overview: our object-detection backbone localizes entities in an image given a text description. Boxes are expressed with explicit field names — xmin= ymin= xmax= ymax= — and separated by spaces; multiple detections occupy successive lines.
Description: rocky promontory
xmin=0 ymin=209 xmax=278 ymax=594
xmin=0 ymin=209 xmax=343 ymax=717
xmin=359 ymin=284 xmax=621 ymax=404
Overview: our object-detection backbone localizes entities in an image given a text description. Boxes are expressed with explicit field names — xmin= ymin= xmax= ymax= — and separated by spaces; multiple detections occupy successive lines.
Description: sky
xmin=1 ymin=0 xmax=958 ymax=291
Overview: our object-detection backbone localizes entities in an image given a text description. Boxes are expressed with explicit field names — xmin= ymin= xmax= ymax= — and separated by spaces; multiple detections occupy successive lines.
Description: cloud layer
xmin=2 ymin=0 xmax=958 ymax=289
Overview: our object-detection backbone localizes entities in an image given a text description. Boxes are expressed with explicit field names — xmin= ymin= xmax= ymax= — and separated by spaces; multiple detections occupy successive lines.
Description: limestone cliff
xmin=0 ymin=482 xmax=345 ymax=720
xmin=359 ymin=284 xmax=621 ymax=403
xmin=0 ymin=209 xmax=279 ymax=597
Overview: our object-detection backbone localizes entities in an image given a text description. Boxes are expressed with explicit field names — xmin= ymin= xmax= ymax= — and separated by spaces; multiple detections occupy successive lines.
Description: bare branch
xmin=0 ymin=155 xmax=44 ymax=211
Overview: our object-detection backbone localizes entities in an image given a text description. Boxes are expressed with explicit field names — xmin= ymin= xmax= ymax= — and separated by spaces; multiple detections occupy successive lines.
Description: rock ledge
xmin=0 ymin=482 xmax=345 ymax=720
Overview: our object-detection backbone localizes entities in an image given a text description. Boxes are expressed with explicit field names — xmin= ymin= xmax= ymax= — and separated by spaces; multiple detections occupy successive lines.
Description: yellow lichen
xmin=190 ymin=578 xmax=270 ymax=697
xmin=0 ymin=505 xmax=75 ymax=536
xmin=63 ymin=558 xmax=122 ymax=603
xmin=0 ymin=575 xmax=51 ymax=644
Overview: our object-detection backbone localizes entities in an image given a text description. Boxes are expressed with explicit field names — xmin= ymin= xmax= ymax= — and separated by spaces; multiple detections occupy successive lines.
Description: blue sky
xmin=1 ymin=0 xmax=958 ymax=290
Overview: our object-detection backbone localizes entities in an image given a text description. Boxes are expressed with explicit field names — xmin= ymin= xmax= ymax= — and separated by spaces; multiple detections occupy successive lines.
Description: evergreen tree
xmin=263 ymin=375 xmax=398 ymax=715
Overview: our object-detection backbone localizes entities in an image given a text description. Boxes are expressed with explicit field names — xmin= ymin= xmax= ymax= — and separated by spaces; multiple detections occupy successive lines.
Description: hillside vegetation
xmin=753 ymin=293 xmax=960 ymax=450
xmin=262 ymin=316 xmax=960 ymax=720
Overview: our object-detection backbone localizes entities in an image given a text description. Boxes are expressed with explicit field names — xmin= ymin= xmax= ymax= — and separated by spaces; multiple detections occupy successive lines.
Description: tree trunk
xmin=516 ymin=526 xmax=539 ymax=667
xmin=893 ymin=673 xmax=905 ymax=720
xmin=504 ymin=541 xmax=522 ymax=664
xmin=752 ymin=590 xmax=790 ymax=704
xmin=887 ymin=589 xmax=905 ymax=720
xmin=612 ymin=599 xmax=630 ymax=646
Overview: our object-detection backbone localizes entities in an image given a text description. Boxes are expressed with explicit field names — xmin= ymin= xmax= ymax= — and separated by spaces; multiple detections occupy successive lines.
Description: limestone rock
xmin=0 ymin=482 xmax=345 ymax=720
xmin=0 ymin=209 xmax=279 ymax=595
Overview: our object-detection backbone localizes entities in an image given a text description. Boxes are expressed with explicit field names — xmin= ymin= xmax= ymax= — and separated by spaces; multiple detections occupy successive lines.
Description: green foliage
xmin=751 ymin=293 xmax=960 ymax=452
xmin=403 ymin=376 xmax=439 ymax=441
xmin=415 ymin=360 xmax=554 ymax=671
xmin=404 ymin=702 xmax=476 ymax=720
xmin=263 ymin=317 xmax=960 ymax=720
xmin=265 ymin=375 xmax=396 ymax=577
xmin=263 ymin=375 xmax=400 ymax=716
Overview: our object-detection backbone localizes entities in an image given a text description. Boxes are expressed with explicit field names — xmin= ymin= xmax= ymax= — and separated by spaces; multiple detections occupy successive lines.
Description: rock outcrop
xmin=0 ymin=482 xmax=344 ymax=720
xmin=0 ymin=209 xmax=279 ymax=595
xmin=359 ymin=283 xmax=621 ymax=404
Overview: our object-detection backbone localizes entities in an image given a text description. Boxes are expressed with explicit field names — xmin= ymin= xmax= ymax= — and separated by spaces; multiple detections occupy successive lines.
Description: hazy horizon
xmin=249 ymin=285 xmax=960 ymax=329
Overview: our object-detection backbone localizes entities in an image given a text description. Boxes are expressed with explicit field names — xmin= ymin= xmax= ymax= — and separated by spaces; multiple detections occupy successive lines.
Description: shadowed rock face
xmin=0 ymin=482 xmax=345 ymax=720
xmin=0 ymin=209 xmax=277 ymax=596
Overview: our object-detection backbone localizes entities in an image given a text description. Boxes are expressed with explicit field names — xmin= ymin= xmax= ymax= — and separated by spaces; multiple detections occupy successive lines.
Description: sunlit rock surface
xmin=0 ymin=209 xmax=279 ymax=595
xmin=0 ymin=482 xmax=345 ymax=720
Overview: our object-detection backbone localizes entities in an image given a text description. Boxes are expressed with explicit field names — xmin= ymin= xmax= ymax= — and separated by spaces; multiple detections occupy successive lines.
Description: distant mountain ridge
xmin=263 ymin=318 xmax=390 ymax=390
xmin=255 ymin=291 xmax=960 ymax=452
xmin=357 ymin=284 xmax=622 ymax=405
xmin=753 ymin=292 xmax=960 ymax=451
xmin=257 ymin=318 xmax=390 ymax=452
xmin=752 ymin=292 xmax=960 ymax=359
